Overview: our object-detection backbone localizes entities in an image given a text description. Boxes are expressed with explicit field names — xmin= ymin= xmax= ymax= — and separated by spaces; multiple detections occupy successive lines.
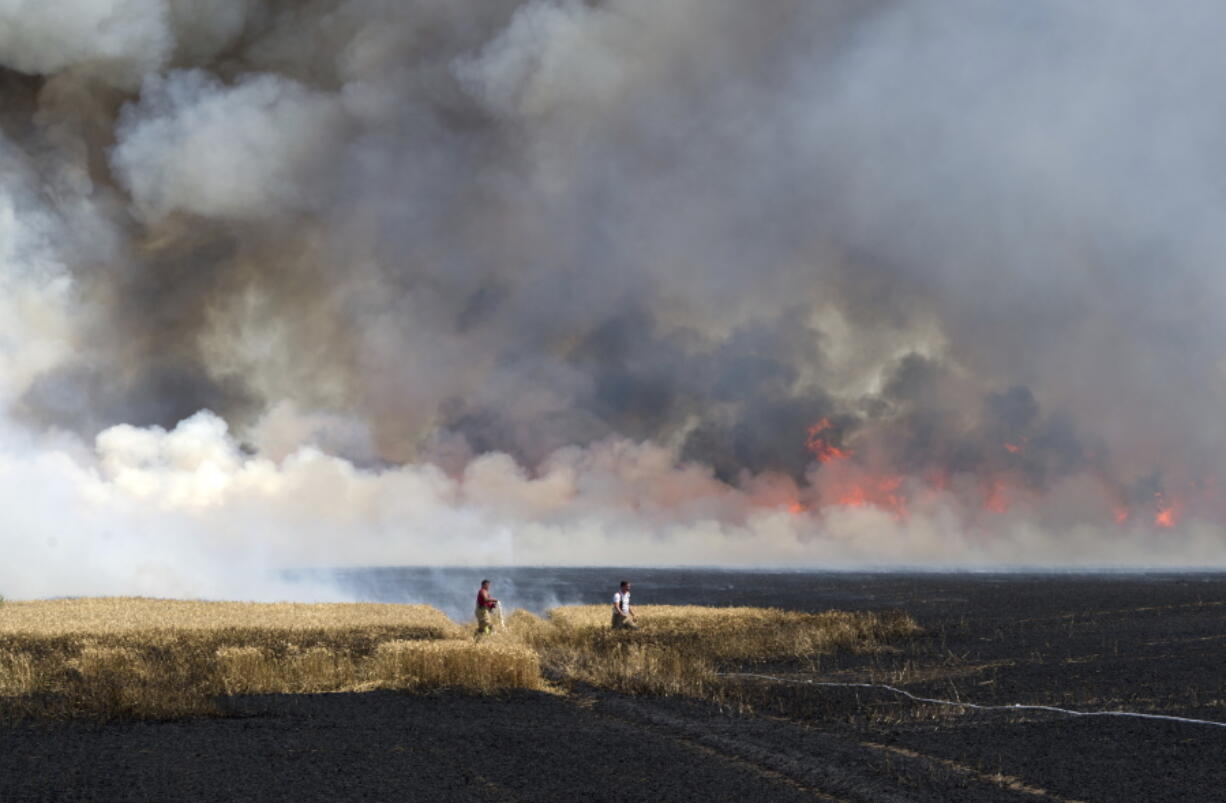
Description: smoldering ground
xmin=2 ymin=0 xmax=1226 ymax=599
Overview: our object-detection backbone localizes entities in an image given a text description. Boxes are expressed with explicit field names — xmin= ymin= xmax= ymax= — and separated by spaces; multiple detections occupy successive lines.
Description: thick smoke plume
xmin=2 ymin=0 xmax=1225 ymax=599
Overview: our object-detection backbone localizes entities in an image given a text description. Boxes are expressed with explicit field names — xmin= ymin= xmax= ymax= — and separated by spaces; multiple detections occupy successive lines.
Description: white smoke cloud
xmin=456 ymin=0 xmax=636 ymax=122
xmin=112 ymin=70 xmax=345 ymax=220
xmin=0 ymin=0 xmax=255 ymax=87
xmin=3 ymin=408 xmax=1223 ymax=600
xmin=0 ymin=0 xmax=173 ymax=87
xmin=2 ymin=1 xmax=1226 ymax=601
xmin=248 ymin=400 xmax=377 ymax=464
xmin=0 ymin=146 xmax=75 ymax=405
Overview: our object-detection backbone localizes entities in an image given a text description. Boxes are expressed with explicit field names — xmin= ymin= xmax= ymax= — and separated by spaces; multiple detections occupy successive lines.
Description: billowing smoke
xmin=2 ymin=0 xmax=1226 ymax=599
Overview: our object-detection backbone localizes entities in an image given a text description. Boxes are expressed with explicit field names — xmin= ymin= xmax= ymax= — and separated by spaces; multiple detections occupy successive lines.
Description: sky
xmin=2 ymin=0 xmax=1226 ymax=599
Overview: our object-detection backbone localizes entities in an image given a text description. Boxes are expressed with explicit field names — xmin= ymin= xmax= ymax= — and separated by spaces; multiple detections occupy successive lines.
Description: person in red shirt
xmin=475 ymin=579 xmax=499 ymax=638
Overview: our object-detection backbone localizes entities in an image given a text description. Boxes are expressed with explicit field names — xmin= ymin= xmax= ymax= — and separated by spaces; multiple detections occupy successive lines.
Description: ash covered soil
xmin=4 ymin=572 xmax=1226 ymax=802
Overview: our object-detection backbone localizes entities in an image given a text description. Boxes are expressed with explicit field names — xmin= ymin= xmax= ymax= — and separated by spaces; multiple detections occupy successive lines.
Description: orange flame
xmin=983 ymin=478 xmax=1009 ymax=513
xmin=1154 ymin=492 xmax=1179 ymax=528
xmin=1002 ymin=436 xmax=1028 ymax=455
xmin=805 ymin=418 xmax=851 ymax=464
xmin=792 ymin=425 xmax=1214 ymax=530
xmin=824 ymin=473 xmax=907 ymax=518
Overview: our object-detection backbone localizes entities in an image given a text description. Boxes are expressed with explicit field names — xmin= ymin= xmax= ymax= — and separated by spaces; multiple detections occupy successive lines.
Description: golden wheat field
xmin=545 ymin=604 xmax=920 ymax=658
xmin=523 ymin=605 xmax=922 ymax=697
xmin=0 ymin=598 xmax=919 ymax=719
xmin=0 ymin=598 xmax=460 ymax=636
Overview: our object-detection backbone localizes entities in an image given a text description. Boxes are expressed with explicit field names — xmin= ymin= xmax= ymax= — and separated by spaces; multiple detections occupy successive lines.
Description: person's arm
xmin=612 ymin=593 xmax=622 ymax=616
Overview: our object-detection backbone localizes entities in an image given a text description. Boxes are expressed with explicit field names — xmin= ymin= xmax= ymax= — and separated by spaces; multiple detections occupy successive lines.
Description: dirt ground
xmin=3 ymin=574 xmax=1225 ymax=801
xmin=731 ymin=573 xmax=1226 ymax=802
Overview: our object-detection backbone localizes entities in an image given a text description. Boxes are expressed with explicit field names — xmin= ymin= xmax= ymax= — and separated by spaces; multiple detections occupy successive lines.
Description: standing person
xmin=475 ymin=579 xmax=499 ymax=638
xmin=611 ymin=580 xmax=638 ymax=629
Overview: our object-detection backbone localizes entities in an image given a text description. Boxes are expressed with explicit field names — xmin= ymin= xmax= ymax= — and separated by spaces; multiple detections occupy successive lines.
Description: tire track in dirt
xmin=567 ymin=691 xmax=844 ymax=801
xmin=571 ymin=689 xmax=1047 ymax=802
xmin=858 ymin=741 xmax=1085 ymax=802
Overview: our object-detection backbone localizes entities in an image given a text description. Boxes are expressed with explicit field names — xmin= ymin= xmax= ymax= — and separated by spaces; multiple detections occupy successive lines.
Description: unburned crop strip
xmin=366 ymin=640 xmax=541 ymax=693
xmin=0 ymin=600 xmax=921 ymax=719
xmin=0 ymin=599 xmax=524 ymax=718
xmin=0 ymin=629 xmax=543 ymax=718
xmin=511 ymin=605 xmax=922 ymax=702
xmin=0 ymin=598 xmax=460 ymax=637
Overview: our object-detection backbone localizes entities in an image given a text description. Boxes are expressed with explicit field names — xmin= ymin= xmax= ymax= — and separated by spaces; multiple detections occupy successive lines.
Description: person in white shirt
xmin=611 ymin=580 xmax=638 ymax=629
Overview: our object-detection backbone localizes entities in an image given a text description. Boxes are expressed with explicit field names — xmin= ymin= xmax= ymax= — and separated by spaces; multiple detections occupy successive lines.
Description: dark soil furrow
xmin=586 ymin=689 xmax=1047 ymax=802
xmin=570 ymin=691 xmax=849 ymax=801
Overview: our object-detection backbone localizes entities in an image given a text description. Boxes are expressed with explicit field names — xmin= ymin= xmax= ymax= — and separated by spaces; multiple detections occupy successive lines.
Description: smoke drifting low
xmin=2 ymin=0 xmax=1226 ymax=598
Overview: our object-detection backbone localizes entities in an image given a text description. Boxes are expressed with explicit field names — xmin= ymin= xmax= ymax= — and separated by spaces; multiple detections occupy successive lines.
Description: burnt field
xmin=3 ymin=572 xmax=1226 ymax=801
xmin=722 ymin=572 xmax=1226 ymax=802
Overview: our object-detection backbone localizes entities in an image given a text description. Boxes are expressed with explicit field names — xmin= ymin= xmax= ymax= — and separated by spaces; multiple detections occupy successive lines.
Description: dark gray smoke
xmin=1 ymin=0 xmax=1225 ymax=598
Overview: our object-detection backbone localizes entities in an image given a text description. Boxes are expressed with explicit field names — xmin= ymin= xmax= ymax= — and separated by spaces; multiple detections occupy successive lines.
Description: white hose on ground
xmin=720 ymin=673 xmax=1226 ymax=730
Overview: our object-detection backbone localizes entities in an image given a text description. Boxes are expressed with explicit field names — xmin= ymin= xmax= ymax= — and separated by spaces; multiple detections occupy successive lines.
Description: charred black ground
xmin=3 ymin=572 xmax=1224 ymax=801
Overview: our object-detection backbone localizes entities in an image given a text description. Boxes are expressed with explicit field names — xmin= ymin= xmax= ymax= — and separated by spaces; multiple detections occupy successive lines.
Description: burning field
xmin=3 ymin=0 xmax=1226 ymax=796
xmin=1 ymin=1 xmax=1226 ymax=602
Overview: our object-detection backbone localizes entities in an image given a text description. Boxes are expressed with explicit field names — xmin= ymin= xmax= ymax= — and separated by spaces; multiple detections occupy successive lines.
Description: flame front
xmin=797 ymin=420 xmax=1210 ymax=531
xmin=805 ymin=418 xmax=851 ymax=463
